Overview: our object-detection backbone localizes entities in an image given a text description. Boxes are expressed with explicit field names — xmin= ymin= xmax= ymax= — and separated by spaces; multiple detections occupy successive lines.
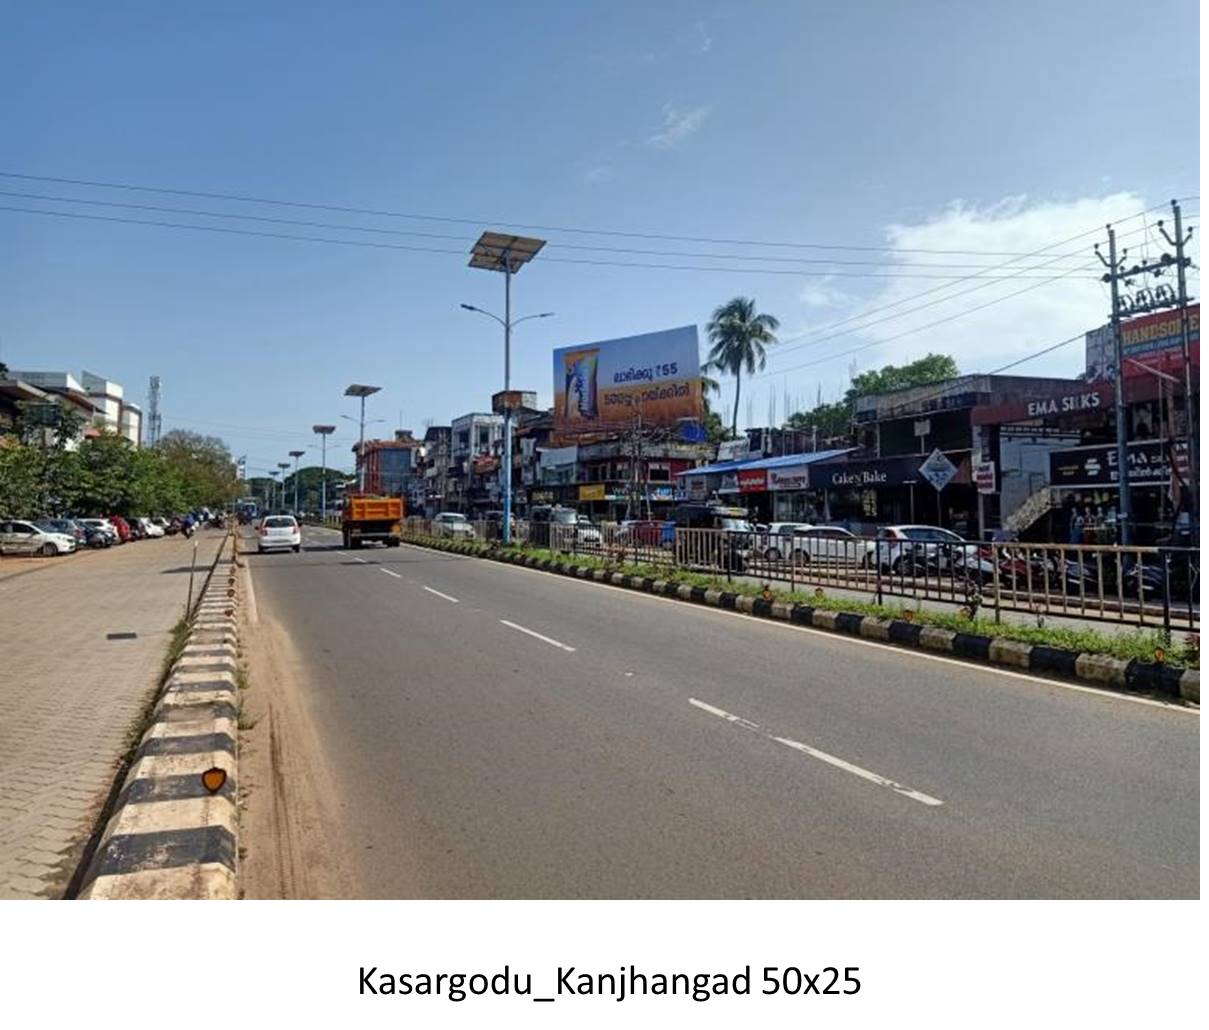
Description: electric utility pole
xmin=1096 ymin=225 xmax=1135 ymax=544
xmin=1158 ymin=200 xmax=1198 ymax=538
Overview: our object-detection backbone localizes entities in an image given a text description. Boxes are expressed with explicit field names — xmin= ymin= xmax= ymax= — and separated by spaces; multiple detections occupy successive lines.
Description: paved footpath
xmin=0 ymin=530 xmax=224 ymax=898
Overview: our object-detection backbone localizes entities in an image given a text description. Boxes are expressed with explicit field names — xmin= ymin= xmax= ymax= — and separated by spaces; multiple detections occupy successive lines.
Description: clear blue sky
xmin=1 ymin=1 xmax=1199 ymax=476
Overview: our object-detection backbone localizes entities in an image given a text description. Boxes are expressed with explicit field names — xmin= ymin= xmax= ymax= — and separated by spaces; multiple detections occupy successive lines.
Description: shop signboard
xmin=552 ymin=325 xmax=702 ymax=437
xmin=811 ymin=456 xmax=922 ymax=489
xmin=719 ymin=472 xmax=739 ymax=493
xmin=1049 ymin=440 xmax=1188 ymax=488
xmin=688 ymin=476 xmax=709 ymax=500
xmin=738 ymin=468 xmax=767 ymax=493
xmin=919 ymin=448 xmax=958 ymax=492
xmin=1084 ymin=304 xmax=1200 ymax=382
xmin=578 ymin=484 xmax=606 ymax=501
xmin=973 ymin=461 xmax=997 ymax=495
xmin=971 ymin=382 xmax=1112 ymax=426
xmin=716 ymin=438 xmax=751 ymax=461
xmin=767 ymin=464 xmax=811 ymax=491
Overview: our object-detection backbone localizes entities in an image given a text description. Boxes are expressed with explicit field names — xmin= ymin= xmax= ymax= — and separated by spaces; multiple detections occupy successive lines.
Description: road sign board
xmin=919 ymin=448 xmax=958 ymax=492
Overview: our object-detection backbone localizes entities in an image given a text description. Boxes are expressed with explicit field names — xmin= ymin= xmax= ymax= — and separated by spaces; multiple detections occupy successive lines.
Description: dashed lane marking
xmin=499 ymin=619 xmax=576 ymax=652
xmin=688 ymin=697 xmax=944 ymax=807
xmin=423 ymin=585 xmax=459 ymax=603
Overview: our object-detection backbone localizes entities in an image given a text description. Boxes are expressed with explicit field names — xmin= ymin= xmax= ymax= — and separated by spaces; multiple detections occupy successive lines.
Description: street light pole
xmin=344 ymin=385 xmax=382 ymax=493
xmin=277 ymin=463 xmax=290 ymax=514
xmin=289 ymin=450 xmax=305 ymax=514
xmin=313 ymin=425 xmax=336 ymax=522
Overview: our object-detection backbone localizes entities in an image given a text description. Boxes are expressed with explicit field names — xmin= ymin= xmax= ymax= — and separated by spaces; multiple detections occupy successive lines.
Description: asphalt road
xmin=245 ymin=525 xmax=1199 ymax=898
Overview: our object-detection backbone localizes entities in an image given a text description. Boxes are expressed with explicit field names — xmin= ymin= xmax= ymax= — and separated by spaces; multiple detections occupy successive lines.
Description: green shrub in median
xmin=400 ymin=533 xmax=1198 ymax=670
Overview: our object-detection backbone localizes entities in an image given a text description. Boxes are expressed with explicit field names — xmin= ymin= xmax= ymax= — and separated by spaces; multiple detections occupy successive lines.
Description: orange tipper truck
xmin=341 ymin=494 xmax=404 ymax=549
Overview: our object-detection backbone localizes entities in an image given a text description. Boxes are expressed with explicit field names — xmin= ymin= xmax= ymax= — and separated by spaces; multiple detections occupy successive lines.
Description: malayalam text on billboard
xmin=553 ymin=325 xmax=703 ymax=436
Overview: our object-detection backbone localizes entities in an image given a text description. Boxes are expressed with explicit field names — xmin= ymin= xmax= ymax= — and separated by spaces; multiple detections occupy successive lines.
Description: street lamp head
xmin=344 ymin=384 xmax=381 ymax=398
xmin=460 ymin=303 xmax=478 ymax=312
xmin=313 ymin=425 xmax=336 ymax=435
xmin=289 ymin=450 xmax=305 ymax=459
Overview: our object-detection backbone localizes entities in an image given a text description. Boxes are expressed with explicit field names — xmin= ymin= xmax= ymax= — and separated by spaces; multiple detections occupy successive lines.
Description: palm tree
xmin=700 ymin=361 xmax=722 ymax=399
xmin=705 ymin=297 xmax=779 ymax=437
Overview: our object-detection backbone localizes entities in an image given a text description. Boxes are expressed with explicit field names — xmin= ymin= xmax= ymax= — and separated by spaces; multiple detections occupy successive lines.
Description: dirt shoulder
xmin=236 ymin=536 xmax=361 ymax=899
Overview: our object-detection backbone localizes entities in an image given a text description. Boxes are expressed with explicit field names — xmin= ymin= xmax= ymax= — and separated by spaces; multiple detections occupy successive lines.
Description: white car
xmin=874 ymin=525 xmax=992 ymax=579
xmin=760 ymin=522 xmax=815 ymax=561
xmin=0 ymin=519 xmax=77 ymax=556
xmin=434 ymin=512 xmax=476 ymax=539
xmin=138 ymin=517 xmax=165 ymax=538
xmin=788 ymin=525 xmax=875 ymax=566
xmin=258 ymin=514 xmax=302 ymax=553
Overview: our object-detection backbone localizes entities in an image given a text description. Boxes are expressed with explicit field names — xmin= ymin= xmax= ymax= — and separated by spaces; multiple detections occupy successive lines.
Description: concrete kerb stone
xmin=399 ymin=535 xmax=1199 ymax=703
xmin=79 ymin=530 xmax=241 ymax=900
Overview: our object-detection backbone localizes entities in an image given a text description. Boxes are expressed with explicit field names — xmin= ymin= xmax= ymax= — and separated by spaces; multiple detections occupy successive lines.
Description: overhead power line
xmin=0 ymin=188 xmax=1105 ymax=271
xmin=4 ymin=169 xmax=1192 ymax=259
xmin=0 ymin=204 xmax=1101 ymax=280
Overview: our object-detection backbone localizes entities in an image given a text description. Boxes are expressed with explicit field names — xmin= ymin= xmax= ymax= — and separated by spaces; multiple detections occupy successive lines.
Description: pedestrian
xmin=1069 ymin=508 xmax=1084 ymax=546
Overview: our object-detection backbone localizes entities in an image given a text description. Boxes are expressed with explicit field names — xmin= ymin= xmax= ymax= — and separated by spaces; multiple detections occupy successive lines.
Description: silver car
xmin=0 ymin=519 xmax=78 ymax=556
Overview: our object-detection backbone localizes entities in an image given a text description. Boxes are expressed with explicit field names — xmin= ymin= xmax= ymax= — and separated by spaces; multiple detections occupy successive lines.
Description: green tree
xmin=787 ymin=353 xmax=960 ymax=445
xmin=158 ymin=429 xmax=240 ymax=508
xmin=0 ymin=442 xmax=45 ymax=517
xmin=705 ymin=297 xmax=780 ymax=438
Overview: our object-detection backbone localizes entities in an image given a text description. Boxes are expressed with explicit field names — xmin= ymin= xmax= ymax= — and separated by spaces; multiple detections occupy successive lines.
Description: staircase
xmin=1004 ymin=485 xmax=1053 ymax=535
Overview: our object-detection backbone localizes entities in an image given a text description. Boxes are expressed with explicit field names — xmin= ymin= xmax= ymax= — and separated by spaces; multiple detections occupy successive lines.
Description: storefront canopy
xmin=677 ymin=448 xmax=854 ymax=478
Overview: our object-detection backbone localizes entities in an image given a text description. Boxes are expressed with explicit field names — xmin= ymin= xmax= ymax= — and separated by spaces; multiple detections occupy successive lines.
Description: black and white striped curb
xmin=79 ymin=535 xmax=240 ymax=899
xmin=407 ymin=536 xmax=1199 ymax=706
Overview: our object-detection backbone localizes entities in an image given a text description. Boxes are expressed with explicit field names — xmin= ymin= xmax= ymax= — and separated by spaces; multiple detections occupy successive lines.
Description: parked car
xmin=257 ymin=514 xmax=302 ymax=553
xmin=549 ymin=507 xmax=601 ymax=546
xmin=0 ymin=520 xmax=77 ymax=556
xmin=107 ymin=516 xmax=132 ymax=543
xmin=35 ymin=518 xmax=87 ymax=545
xmin=787 ymin=525 xmax=873 ymax=566
xmin=618 ymin=519 xmax=674 ymax=548
xmin=78 ymin=518 xmax=119 ymax=545
xmin=126 ymin=518 xmax=147 ymax=540
xmin=138 ymin=517 xmax=165 ymax=538
xmin=434 ymin=512 xmax=476 ymax=540
xmin=759 ymin=521 xmax=815 ymax=561
xmin=873 ymin=525 xmax=992 ymax=580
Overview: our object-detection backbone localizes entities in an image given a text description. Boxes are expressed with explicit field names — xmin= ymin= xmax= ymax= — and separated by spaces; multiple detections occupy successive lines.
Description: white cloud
xmin=799 ymin=275 xmax=856 ymax=310
xmin=695 ymin=22 xmax=712 ymax=54
xmin=647 ymin=103 xmax=711 ymax=148
xmin=583 ymin=164 xmax=612 ymax=184
xmin=771 ymin=192 xmax=1192 ymax=394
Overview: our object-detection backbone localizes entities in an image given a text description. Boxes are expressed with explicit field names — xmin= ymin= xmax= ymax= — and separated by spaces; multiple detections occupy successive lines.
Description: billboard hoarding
xmin=553 ymin=325 xmax=702 ymax=437
xmin=1085 ymin=304 xmax=1199 ymax=382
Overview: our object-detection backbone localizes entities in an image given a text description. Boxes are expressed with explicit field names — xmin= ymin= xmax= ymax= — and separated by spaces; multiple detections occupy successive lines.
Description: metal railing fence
xmin=396 ymin=517 xmax=1198 ymax=632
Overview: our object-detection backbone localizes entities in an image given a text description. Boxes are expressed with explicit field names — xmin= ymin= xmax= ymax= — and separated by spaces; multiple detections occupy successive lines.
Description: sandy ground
xmin=236 ymin=540 xmax=360 ymax=899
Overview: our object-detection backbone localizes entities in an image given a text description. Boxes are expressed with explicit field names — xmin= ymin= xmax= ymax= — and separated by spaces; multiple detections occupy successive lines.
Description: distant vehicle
xmin=342 ymin=494 xmax=404 ymax=549
xmin=138 ymin=517 xmax=165 ymax=538
xmin=258 ymin=514 xmax=302 ymax=553
xmin=35 ymin=518 xmax=87 ymax=545
xmin=0 ymin=520 xmax=77 ymax=556
xmin=126 ymin=518 xmax=147 ymax=540
xmin=434 ymin=511 xmax=476 ymax=540
xmin=874 ymin=525 xmax=992 ymax=579
xmin=618 ymin=519 xmax=673 ymax=547
xmin=107 ymin=516 xmax=132 ymax=543
xmin=550 ymin=507 xmax=601 ymax=545
xmin=760 ymin=521 xmax=815 ymax=561
xmin=78 ymin=518 xmax=119 ymax=544
xmin=787 ymin=525 xmax=872 ymax=567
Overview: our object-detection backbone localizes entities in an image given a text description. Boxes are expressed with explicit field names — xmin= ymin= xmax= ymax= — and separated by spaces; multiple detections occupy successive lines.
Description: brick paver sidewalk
xmin=0 ymin=530 xmax=225 ymax=898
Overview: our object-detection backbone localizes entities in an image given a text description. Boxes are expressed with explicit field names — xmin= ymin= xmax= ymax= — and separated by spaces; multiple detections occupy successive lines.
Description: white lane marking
xmin=481 ymin=558 xmax=1197 ymax=716
xmin=353 ymin=557 xmax=368 ymax=564
xmin=423 ymin=585 xmax=459 ymax=603
xmin=380 ymin=568 xmax=402 ymax=579
xmin=499 ymin=619 xmax=576 ymax=652
xmin=688 ymin=697 xmax=944 ymax=807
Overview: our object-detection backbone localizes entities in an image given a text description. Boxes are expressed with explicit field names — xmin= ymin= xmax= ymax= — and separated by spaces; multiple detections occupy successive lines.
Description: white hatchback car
xmin=0 ymin=519 xmax=77 ymax=556
xmin=258 ymin=514 xmax=302 ymax=553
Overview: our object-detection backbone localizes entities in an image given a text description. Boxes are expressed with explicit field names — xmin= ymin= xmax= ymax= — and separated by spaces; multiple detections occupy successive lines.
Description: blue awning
xmin=677 ymin=448 xmax=856 ymax=477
